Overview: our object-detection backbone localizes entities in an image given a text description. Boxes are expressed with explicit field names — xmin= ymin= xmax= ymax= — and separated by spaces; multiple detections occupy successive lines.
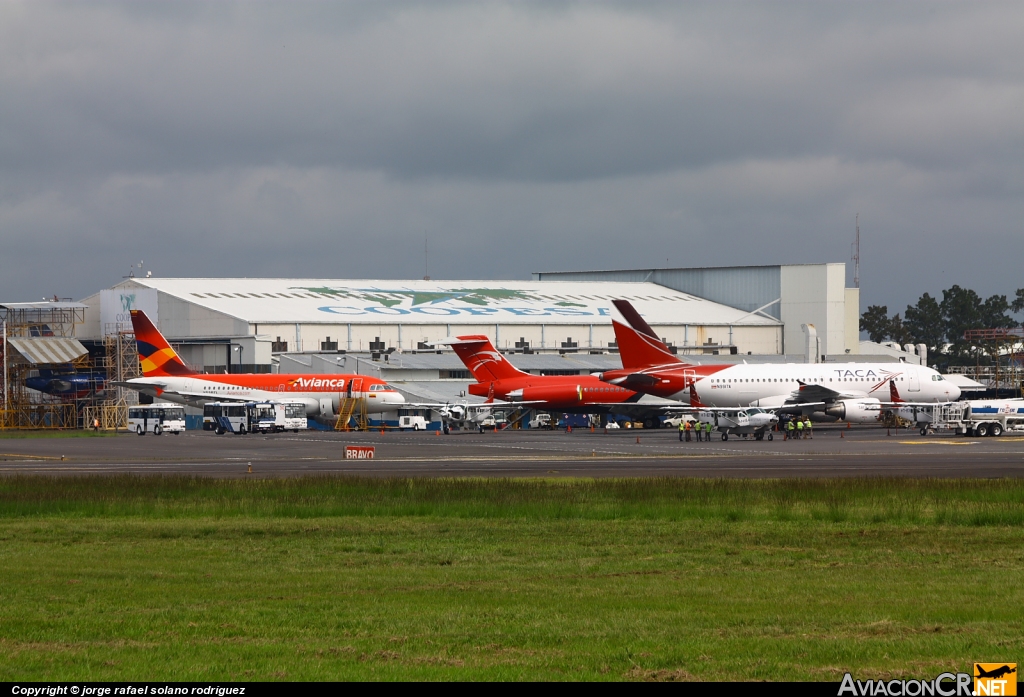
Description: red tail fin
xmin=449 ymin=336 xmax=528 ymax=383
xmin=130 ymin=310 xmax=193 ymax=377
xmin=612 ymin=299 xmax=659 ymax=340
xmin=889 ymin=379 xmax=904 ymax=403
xmin=689 ymin=382 xmax=705 ymax=408
xmin=612 ymin=320 xmax=685 ymax=370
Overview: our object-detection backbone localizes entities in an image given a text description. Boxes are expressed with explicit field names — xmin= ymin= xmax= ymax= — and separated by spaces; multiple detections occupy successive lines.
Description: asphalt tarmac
xmin=1 ymin=425 xmax=1023 ymax=477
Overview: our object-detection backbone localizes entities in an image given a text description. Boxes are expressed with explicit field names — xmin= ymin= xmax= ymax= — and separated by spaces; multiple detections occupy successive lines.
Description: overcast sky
xmin=1 ymin=1 xmax=1022 ymax=314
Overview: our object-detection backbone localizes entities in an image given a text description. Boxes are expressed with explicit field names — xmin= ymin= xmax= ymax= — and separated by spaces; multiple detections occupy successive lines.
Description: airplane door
xmin=683 ymin=369 xmax=696 ymax=387
xmin=908 ymin=368 xmax=921 ymax=392
xmin=348 ymin=378 xmax=362 ymax=398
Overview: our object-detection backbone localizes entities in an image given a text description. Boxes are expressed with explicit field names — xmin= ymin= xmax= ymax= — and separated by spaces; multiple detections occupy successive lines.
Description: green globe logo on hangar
xmin=293 ymin=286 xmax=594 ymax=318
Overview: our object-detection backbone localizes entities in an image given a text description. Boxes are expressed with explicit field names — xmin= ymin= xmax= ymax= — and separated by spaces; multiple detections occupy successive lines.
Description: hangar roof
xmin=124 ymin=278 xmax=780 ymax=327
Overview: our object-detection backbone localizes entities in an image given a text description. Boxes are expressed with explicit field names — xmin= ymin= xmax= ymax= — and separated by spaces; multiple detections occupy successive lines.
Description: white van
xmin=399 ymin=415 xmax=429 ymax=431
xmin=528 ymin=413 xmax=553 ymax=429
xmin=128 ymin=403 xmax=186 ymax=435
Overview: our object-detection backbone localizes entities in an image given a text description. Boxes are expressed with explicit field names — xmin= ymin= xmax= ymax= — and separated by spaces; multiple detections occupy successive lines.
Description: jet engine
xmin=506 ymin=385 xmax=584 ymax=405
xmin=823 ymin=398 xmax=882 ymax=423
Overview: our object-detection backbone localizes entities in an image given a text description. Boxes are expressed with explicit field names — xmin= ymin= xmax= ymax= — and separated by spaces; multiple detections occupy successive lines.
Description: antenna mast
xmin=423 ymin=235 xmax=430 ymax=281
xmin=853 ymin=213 xmax=860 ymax=288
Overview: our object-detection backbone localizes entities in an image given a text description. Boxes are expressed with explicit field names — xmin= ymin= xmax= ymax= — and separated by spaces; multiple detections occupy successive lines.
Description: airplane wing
xmin=788 ymin=381 xmax=860 ymax=403
xmin=110 ymin=382 xmax=251 ymax=404
xmin=604 ymin=372 xmax=662 ymax=389
xmin=402 ymin=399 xmax=543 ymax=410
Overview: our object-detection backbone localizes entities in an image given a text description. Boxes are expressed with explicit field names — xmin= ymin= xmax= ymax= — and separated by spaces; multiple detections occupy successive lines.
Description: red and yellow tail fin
xmin=130 ymin=310 xmax=193 ymax=377
xmin=449 ymin=335 xmax=527 ymax=383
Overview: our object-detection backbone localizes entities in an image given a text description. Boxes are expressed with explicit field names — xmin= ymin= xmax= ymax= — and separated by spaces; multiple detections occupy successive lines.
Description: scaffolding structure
xmin=81 ymin=332 xmax=140 ymax=431
xmin=1 ymin=302 xmax=143 ymax=430
xmin=1 ymin=303 xmax=85 ymax=429
xmin=957 ymin=328 xmax=1024 ymax=395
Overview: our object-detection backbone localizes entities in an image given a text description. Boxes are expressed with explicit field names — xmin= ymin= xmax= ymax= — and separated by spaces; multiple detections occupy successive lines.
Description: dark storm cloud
xmin=1 ymin=1 xmax=1022 ymax=310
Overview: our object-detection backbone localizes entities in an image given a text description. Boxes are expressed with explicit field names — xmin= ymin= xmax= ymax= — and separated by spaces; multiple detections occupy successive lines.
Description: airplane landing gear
xmin=721 ymin=432 xmax=729 ymax=441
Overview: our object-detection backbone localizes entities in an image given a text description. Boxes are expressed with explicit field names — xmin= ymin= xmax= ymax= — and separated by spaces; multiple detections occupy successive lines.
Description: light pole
xmin=2 ymin=319 xmax=7 ymax=417
xmin=231 ymin=344 xmax=244 ymax=374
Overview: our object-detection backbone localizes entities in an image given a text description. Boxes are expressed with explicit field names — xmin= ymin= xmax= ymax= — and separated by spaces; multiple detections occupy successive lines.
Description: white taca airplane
xmin=119 ymin=310 xmax=405 ymax=419
xmin=598 ymin=300 xmax=960 ymax=423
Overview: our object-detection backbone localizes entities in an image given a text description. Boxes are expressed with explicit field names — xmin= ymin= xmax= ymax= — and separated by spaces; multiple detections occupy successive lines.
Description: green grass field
xmin=0 ymin=476 xmax=1021 ymax=680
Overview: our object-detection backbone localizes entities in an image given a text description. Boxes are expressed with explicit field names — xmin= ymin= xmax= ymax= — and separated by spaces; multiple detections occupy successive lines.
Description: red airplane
xmin=446 ymin=335 xmax=672 ymax=423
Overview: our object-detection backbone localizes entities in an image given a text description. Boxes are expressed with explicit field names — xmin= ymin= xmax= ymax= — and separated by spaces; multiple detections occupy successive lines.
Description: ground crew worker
xmin=685 ymin=419 xmax=692 ymax=442
xmin=678 ymin=419 xmax=686 ymax=441
xmin=804 ymin=417 xmax=813 ymax=439
xmin=785 ymin=419 xmax=794 ymax=440
xmin=796 ymin=418 xmax=804 ymax=439
xmin=694 ymin=419 xmax=702 ymax=442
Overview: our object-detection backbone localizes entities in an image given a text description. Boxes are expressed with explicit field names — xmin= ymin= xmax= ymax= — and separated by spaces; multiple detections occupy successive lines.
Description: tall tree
xmin=980 ymin=294 xmax=1016 ymax=330
xmin=1011 ymin=288 xmax=1024 ymax=315
xmin=940 ymin=285 xmax=983 ymax=360
xmin=860 ymin=305 xmax=891 ymax=343
xmin=888 ymin=313 xmax=912 ymax=346
xmin=904 ymin=292 xmax=945 ymax=353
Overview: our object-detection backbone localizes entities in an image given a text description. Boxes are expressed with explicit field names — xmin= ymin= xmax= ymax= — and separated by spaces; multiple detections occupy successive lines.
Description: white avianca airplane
xmin=598 ymin=300 xmax=961 ymax=423
xmin=118 ymin=310 xmax=405 ymax=419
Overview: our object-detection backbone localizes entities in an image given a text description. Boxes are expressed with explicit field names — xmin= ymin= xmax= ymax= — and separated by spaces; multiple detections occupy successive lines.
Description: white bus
xmin=203 ymin=402 xmax=249 ymax=434
xmin=253 ymin=402 xmax=308 ymax=433
xmin=128 ymin=403 xmax=186 ymax=436
xmin=204 ymin=401 xmax=308 ymax=435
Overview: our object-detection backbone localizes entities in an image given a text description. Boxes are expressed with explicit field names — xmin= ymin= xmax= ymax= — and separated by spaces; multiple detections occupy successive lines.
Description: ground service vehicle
xmin=204 ymin=401 xmax=307 ymax=434
xmin=398 ymin=415 xmax=429 ymax=431
xmin=909 ymin=399 xmax=1024 ymax=437
xmin=203 ymin=402 xmax=248 ymax=434
xmin=528 ymin=413 xmax=553 ymax=429
xmin=253 ymin=402 xmax=308 ymax=433
xmin=128 ymin=403 xmax=186 ymax=435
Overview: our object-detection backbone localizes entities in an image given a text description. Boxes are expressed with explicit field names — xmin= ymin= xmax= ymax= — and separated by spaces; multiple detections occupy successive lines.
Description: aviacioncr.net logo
xmin=839 ymin=672 xmax=973 ymax=696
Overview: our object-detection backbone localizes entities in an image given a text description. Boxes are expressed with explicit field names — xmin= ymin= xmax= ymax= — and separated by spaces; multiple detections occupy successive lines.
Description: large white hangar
xmin=78 ymin=278 xmax=783 ymax=373
xmin=534 ymin=263 xmax=861 ymax=359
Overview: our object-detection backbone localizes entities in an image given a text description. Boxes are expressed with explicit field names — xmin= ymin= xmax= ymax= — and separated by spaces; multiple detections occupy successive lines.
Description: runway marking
xmin=898 ymin=441 xmax=977 ymax=446
xmin=0 ymin=453 xmax=66 ymax=460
